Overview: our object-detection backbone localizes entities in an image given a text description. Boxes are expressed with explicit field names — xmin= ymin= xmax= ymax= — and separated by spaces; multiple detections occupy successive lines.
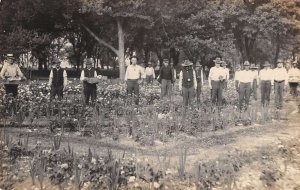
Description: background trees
xmin=0 ymin=0 xmax=299 ymax=78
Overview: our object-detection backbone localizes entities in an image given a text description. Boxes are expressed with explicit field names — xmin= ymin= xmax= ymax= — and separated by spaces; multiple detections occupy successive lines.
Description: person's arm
xmin=124 ymin=66 xmax=129 ymax=81
xmin=16 ymin=66 xmax=24 ymax=78
xmin=201 ymin=69 xmax=204 ymax=86
xmin=0 ymin=66 xmax=7 ymax=79
xmin=208 ymin=68 xmax=213 ymax=89
xmin=285 ymin=70 xmax=289 ymax=86
xmin=271 ymin=70 xmax=274 ymax=86
xmin=152 ymin=68 xmax=155 ymax=78
xmin=48 ymin=70 xmax=53 ymax=86
xmin=178 ymin=71 xmax=183 ymax=91
xmin=94 ymin=70 xmax=98 ymax=78
xmin=63 ymin=70 xmax=68 ymax=87
xmin=80 ymin=70 xmax=85 ymax=81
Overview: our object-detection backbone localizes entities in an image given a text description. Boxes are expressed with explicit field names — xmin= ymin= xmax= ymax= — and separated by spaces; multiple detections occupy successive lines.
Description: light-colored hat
xmin=221 ymin=61 xmax=227 ymax=65
xmin=250 ymin=63 xmax=258 ymax=69
xmin=86 ymin=59 xmax=93 ymax=65
xmin=182 ymin=60 xmax=193 ymax=67
xmin=244 ymin=61 xmax=250 ymax=66
xmin=213 ymin=57 xmax=222 ymax=64
xmin=263 ymin=61 xmax=271 ymax=67
xmin=6 ymin=54 xmax=14 ymax=59
xmin=195 ymin=62 xmax=201 ymax=67
xmin=277 ymin=59 xmax=284 ymax=63
xmin=292 ymin=60 xmax=298 ymax=64
xmin=52 ymin=57 xmax=61 ymax=64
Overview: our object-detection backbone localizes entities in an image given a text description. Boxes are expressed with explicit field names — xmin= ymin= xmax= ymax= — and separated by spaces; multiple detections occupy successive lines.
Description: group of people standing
xmin=125 ymin=56 xmax=300 ymax=112
xmin=1 ymin=53 xmax=299 ymax=112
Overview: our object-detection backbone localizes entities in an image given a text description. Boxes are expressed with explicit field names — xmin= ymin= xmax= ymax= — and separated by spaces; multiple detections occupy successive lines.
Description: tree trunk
xmin=273 ymin=32 xmax=280 ymax=66
xmin=117 ymin=18 xmax=125 ymax=80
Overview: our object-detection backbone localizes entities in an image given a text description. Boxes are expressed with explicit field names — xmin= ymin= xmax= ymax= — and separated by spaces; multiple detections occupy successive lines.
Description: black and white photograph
xmin=0 ymin=0 xmax=300 ymax=189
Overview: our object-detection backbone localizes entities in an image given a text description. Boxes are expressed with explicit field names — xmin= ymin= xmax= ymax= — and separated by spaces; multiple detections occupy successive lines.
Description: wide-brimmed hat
xmin=250 ymin=63 xmax=258 ymax=69
xmin=221 ymin=61 xmax=227 ymax=65
xmin=86 ymin=59 xmax=93 ymax=65
xmin=182 ymin=60 xmax=193 ymax=67
xmin=292 ymin=60 xmax=298 ymax=65
xmin=213 ymin=57 xmax=222 ymax=64
xmin=244 ymin=61 xmax=250 ymax=66
xmin=263 ymin=61 xmax=271 ymax=67
xmin=52 ymin=57 xmax=61 ymax=64
xmin=277 ymin=59 xmax=283 ymax=63
xmin=6 ymin=54 xmax=14 ymax=60
xmin=195 ymin=62 xmax=201 ymax=67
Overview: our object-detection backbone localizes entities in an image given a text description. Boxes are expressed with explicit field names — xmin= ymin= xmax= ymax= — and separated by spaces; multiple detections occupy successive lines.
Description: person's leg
xmin=279 ymin=82 xmax=284 ymax=108
xmin=182 ymin=87 xmax=188 ymax=107
xmin=167 ymin=80 xmax=172 ymax=98
xmin=10 ymin=84 xmax=18 ymax=97
xmin=274 ymin=82 xmax=279 ymax=108
xmin=239 ymin=83 xmax=245 ymax=110
xmin=261 ymin=81 xmax=265 ymax=106
xmin=189 ymin=87 xmax=195 ymax=109
xmin=91 ymin=84 xmax=97 ymax=105
xmin=133 ymin=81 xmax=139 ymax=105
xmin=57 ymin=85 xmax=64 ymax=101
xmin=196 ymin=83 xmax=201 ymax=108
xmin=161 ymin=79 xmax=167 ymax=98
xmin=245 ymin=83 xmax=251 ymax=109
xmin=218 ymin=81 xmax=223 ymax=108
xmin=253 ymin=79 xmax=257 ymax=100
xmin=265 ymin=81 xmax=271 ymax=106
xmin=50 ymin=86 xmax=57 ymax=100
xmin=211 ymin=81 xmax=218 ymax=105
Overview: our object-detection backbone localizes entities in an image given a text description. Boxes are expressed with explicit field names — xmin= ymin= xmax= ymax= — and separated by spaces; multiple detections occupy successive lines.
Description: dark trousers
xmin=196 ymin=82 xmax=202 ymax=106
xmin=289 ymin=82 xmax=298 ymax=97
xmin=239 ymin=82 xmax=251 ymax=110
xmin=252 ymin=79 xmax=258 ymax=100
xmin=84 ymin=83 xmax=97 ymax=105
xmin=260 ymin=80 xmax=271 ymax=107
xmin=183 ymin=86 xmax=194 ymax=107
xmin=4 ymin=84 xmax=18 ymax=97
xmin=274 ymin=81 xmax=285 ymax=108
xmin=145 ymin=75 xmax=153 ymax=84
xmin=211 ymin=80 xmax=223 ymax=107
xmin=126 ymin=80 xmax=139 ymax=105
xmin=50 ymin=85 xmax=64 ymax=101
xmin=161 ymin=79 xmax=172 ymax=98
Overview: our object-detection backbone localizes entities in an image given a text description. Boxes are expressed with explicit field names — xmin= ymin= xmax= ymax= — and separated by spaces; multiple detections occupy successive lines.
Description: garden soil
xmin=2 ymin=97 xmax=300 ymax=190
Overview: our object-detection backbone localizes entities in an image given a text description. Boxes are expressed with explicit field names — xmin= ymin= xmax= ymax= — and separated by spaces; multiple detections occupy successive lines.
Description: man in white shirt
xmin=236 ymin=61 xmax=253 ymax=111
xmin=145 ymin=62 xmax=155 ymax=85
xmin=80 ymin=59 xmax=99 ymax=105
xmin=208 ymin=57 xmax=225 ymax=108
xmin=124 ymin=56 xmax=145 ymax=105
xmin=288 ymin=60 xmax=300 ymax=98
xmin=250 ymin=63 xmax=259 ymax=100
xmin=49 ymin=58 xmax=68 ymax=101
xmin=259 ymin=61 xmax=273 ymax=107
xmin=221 ymin=61 xmax=230 ymax=90
xmin=0 ymin=54 xmax=26 ymax=97
xmin=273 ymin=59 xmax=288 ymax=109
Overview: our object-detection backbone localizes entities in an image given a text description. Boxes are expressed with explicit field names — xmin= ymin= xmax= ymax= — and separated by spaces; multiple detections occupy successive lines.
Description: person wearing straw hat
xmin=208 ymin=57 xmax=225 ymax=108
xmin=273 ymin=59 xmax=288 ymax=109
xmin=124 ymin=56 xmax=145 ymax=105
xmin=49 ymin=57 xmax=68 ymax=101
xmin=250 ymin=63 xmax=259 ymax=101
xmin=259 ymin=61 xmax=274 ymax=107
xmin=0 ymin=54 xmax=26 ymax=97
xmin=236 ymin=61 xmax=253 ymax=111
xmin=195 ymin=61 xmax=204 ymax=108
xmin=179 ymin=60 xmax=197 ymax=110
xmin=288 ymin=60 xmax=300 ymax=98
xmin=80 ymin=58 xmax=99 ymax=105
